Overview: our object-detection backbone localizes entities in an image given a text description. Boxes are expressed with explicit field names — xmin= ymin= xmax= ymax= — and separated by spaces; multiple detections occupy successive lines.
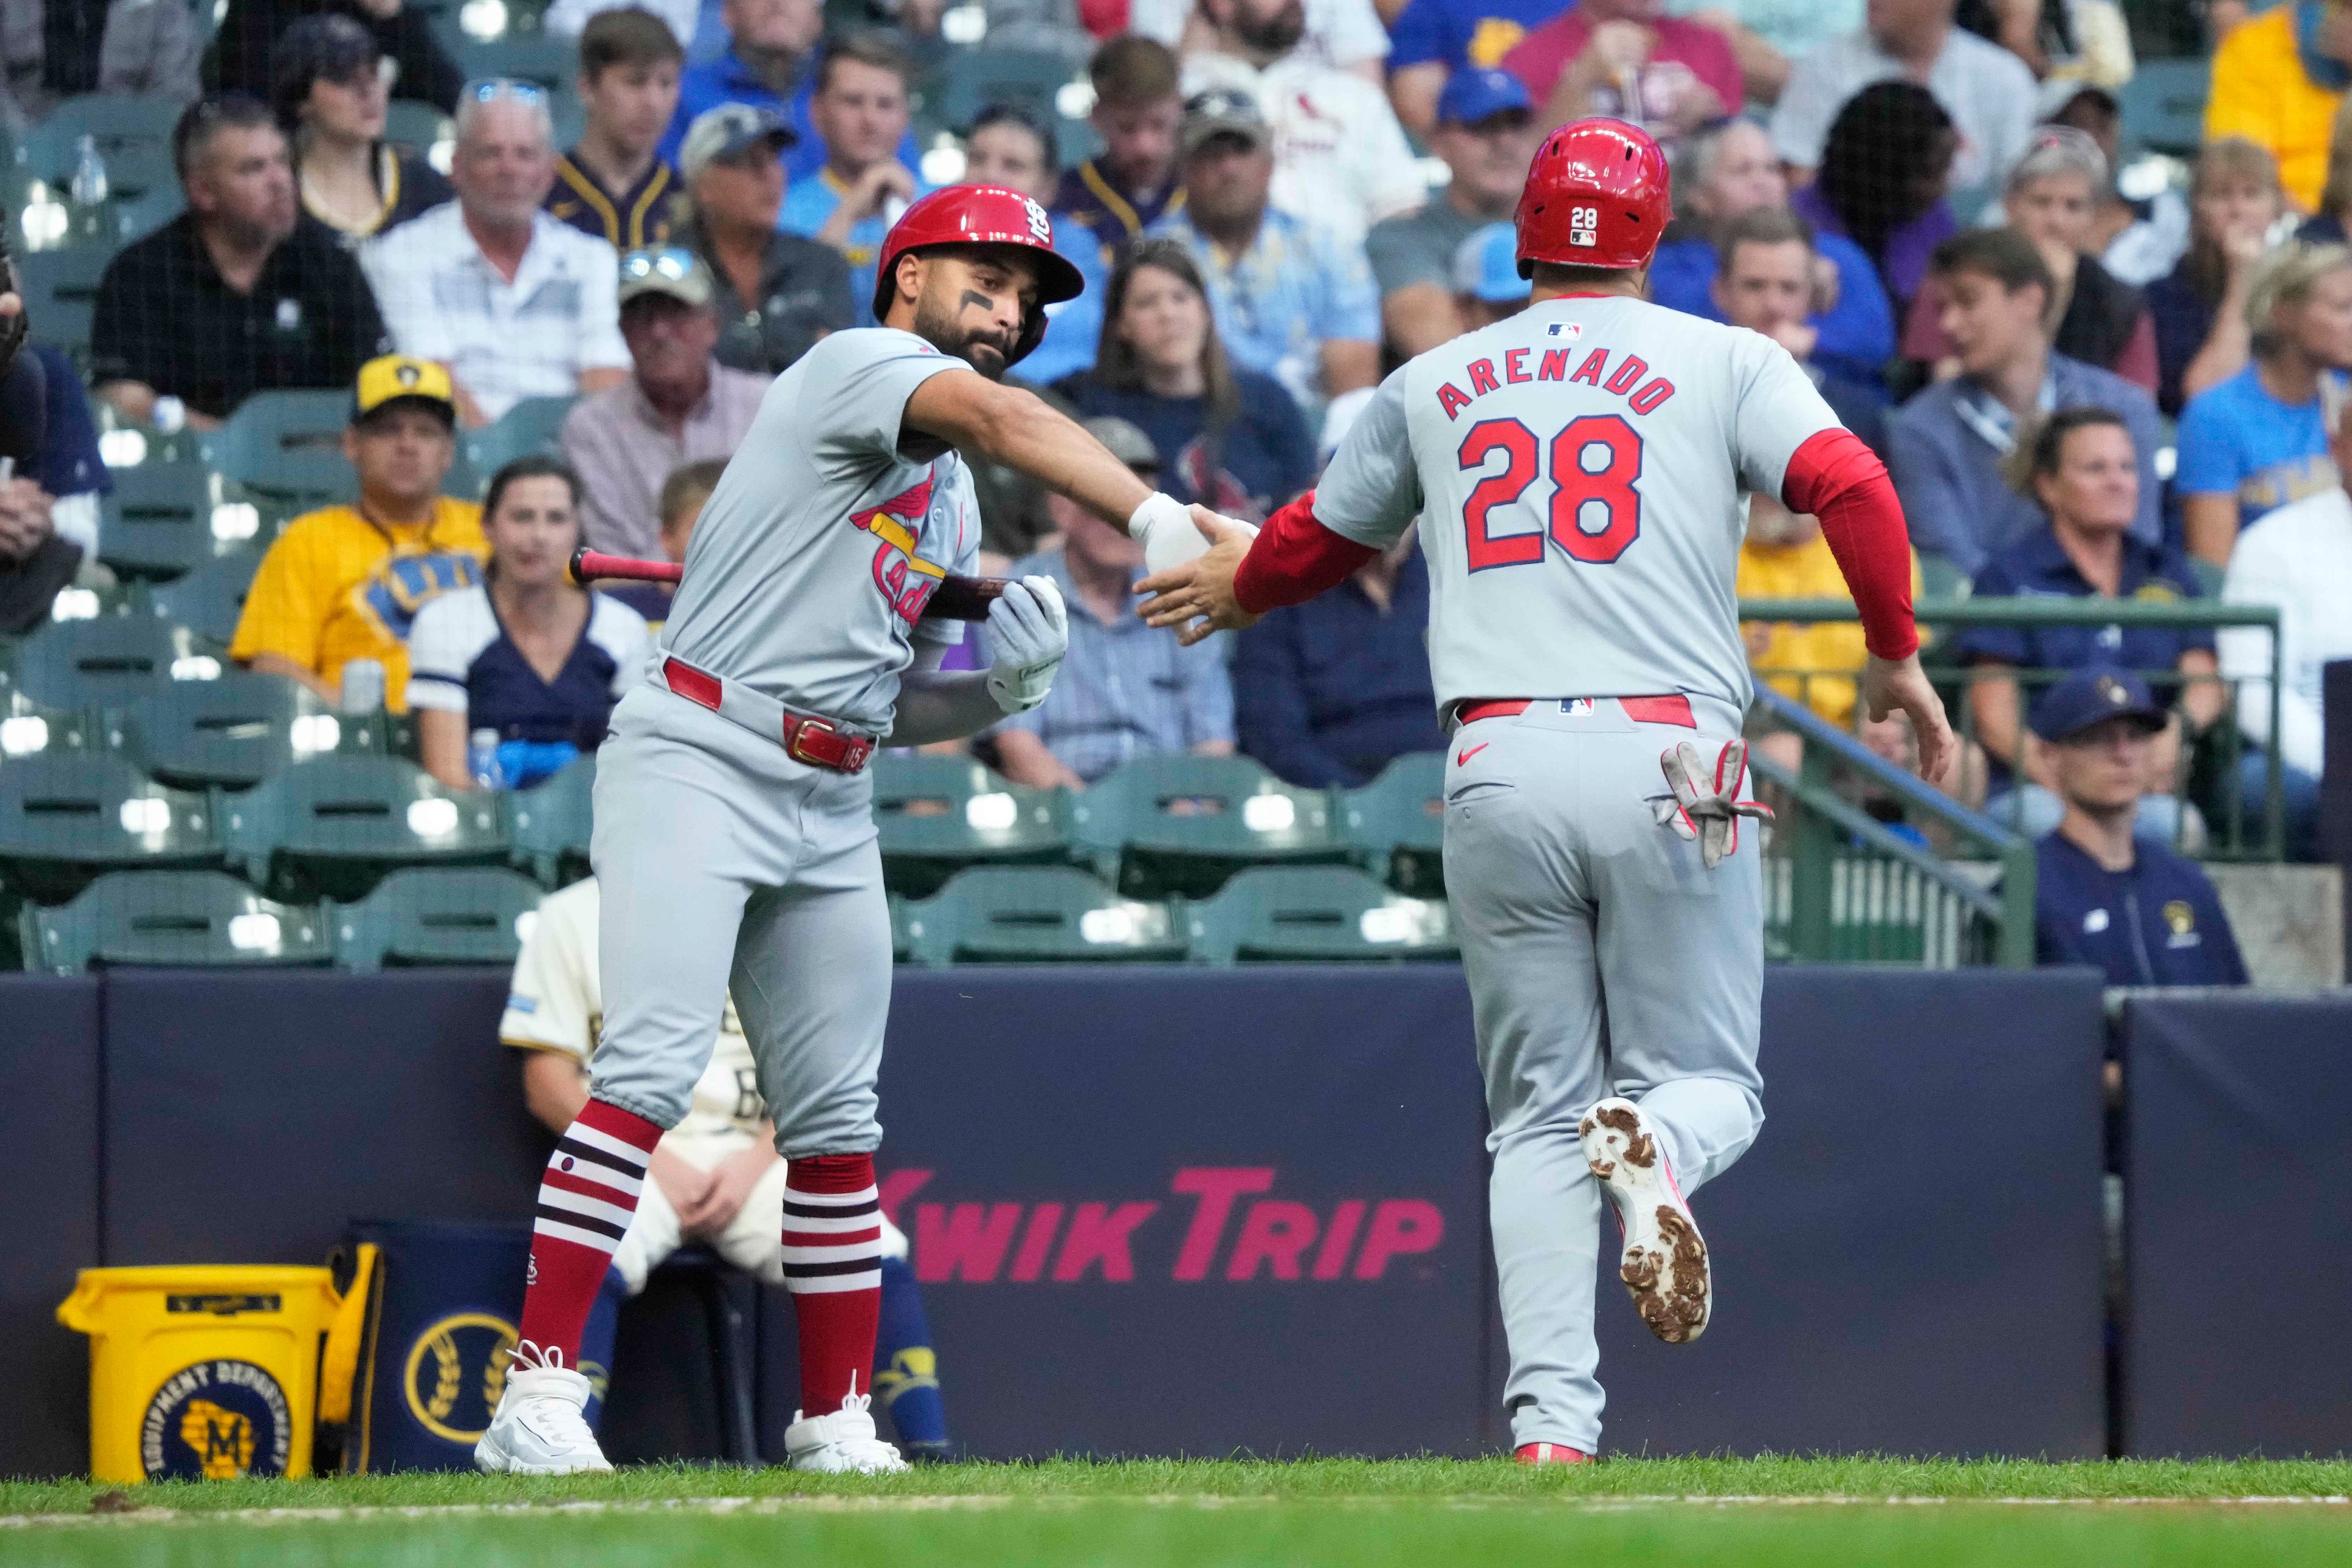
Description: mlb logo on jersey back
xmin=1547 ymin=322 xmax=1582 ymax=339
xmin=1562 ymin=698 xmax=1596 ymax=717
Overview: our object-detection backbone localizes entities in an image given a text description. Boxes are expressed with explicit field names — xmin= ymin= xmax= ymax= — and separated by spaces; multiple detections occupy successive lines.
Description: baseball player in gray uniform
xmin=477 ymin=184 xmax=1237 ymax=1476
xmin=1139 ymin=121 xmax=1954 ymax=1461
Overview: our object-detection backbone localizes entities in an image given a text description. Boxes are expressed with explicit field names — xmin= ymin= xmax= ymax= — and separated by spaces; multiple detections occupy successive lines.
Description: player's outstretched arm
xmin=1139 ymin=489 xmax=1382 ymax=646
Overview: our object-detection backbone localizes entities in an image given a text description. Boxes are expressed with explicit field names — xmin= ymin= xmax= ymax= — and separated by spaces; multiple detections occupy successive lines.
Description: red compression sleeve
xmin=1780 ymin=427 xmax=1919 ymax=661
xmin=1233 ymin=490 xmax=1380 ymax=614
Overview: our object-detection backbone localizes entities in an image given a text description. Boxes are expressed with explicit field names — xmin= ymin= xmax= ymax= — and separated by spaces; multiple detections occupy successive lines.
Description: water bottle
xmin=337 ymin=657 xmax=385 ymax=715
xmin=69 ymin=135 xmax=109 ymax=208
xmin=468 ymin=728 xmax=508 ymax=791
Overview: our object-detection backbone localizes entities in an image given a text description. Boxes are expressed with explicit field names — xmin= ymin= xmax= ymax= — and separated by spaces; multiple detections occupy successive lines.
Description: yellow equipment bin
xmin=58 ymin=1265 xmax=355 ymax=1483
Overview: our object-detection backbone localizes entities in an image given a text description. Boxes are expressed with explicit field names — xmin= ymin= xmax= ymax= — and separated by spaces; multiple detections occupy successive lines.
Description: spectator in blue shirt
xmin=2174 ymin=241 xmax=2352 ymax=567
xmin=961 ymin=102 xmax=1108 ymax=389
xmin=985 ymin=418 xmax=1235 ymax=789
xmin=1709 ymin=207 xmax=1888 ymax=451
xmin=658 ymin=0 xmax=918 ymax=179
xmin=1056 ymin=236 xmax=1316 ymax=521
xmin=1956 ymin=408 xmax=2225 ymax=844
xmin=1886 ymin=228 xmax=2163 ymax=577
xmin=1648 ymin=118 xmax=1894 ymax=389
xmin=2028 ymin=668 xmax=2249 ymax=987
xmin=1235 ymin=531 xmax=1445 ymax=787
xmin=1147 ymin=88 xmax=1381 ymax=418
xmin=1384 ymin=0 xmax=1561 ymax=137
xmin=777 ymin=33 xmax=930 ymax=326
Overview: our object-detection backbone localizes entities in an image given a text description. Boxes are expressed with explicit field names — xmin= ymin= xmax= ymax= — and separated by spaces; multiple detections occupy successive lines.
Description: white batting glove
xmin=983 ymin=575 xmax=1069 ymax=715
xmin=1129 ymin=491 xmax=1256 ymax=578
xmin=1649 ymin=739 xmax=1774 ymax=870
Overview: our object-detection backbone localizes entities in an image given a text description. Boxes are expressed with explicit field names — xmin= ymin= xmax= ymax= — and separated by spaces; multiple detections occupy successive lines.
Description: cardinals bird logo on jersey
xmin=851 ymin=473 xmax=949 ymax=624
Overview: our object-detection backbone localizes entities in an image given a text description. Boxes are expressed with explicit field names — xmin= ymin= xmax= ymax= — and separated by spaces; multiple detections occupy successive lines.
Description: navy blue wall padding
xmin=0 ymin=977 xmax=100 ymax=1480
xmin=2122 ymin=993 xmax=2352 ymax=1457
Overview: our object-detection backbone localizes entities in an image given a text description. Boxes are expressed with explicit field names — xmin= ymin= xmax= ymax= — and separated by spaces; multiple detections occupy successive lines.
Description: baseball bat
xmin=568 ymin=547 xmax=1011 ymax=622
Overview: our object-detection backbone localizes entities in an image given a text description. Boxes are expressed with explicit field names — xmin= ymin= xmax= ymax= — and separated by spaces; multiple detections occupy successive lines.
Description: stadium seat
xmin=108 ymin=182 xmax=185 ymax=245
xmin=204 ymin=389 xmax=362 ymax=505
xmin=902 ymin=865 xmax=1186 ymax=965
xmin=22 ymin=94 xmax=183 ymax=203
xmin=0 ymin=616 xmax=227 ymax=711
xmin=1066 ymin=755 xmax=1349 ymax=898
xmin=330 ymin=865 xmax=548 ymax=970
xmin=2117 ymin=58 xmax=2211 ymax=156
xmin=456 ymin=32 xmax=581 ymax=90
xmin=930 ymin=50 xmax=1083 ymax=148
xmin=1183 ymin=866 xmax=1455 ymax=963
xmin=20 ymin=869 xmax=332 ymax=972
xmin=1341 ymin=752 xmax=1446 ymax=897
xmin=219 ymin=754 xmax=509 ymax=902
xmin=461 ymin=395 xmax=576 ymax=481
xmin=145 ymin=546 xmax=263 ymax=649
xmin=99 ymin=462 xmax=261 ymax=581
xmin=13 ymin=246 xmax=110 ymax=360
xmin=870 ymin=753 xmax=1068 ymax=897
xmin=0 ymin=692 xmax=97 ymax=761
xmin=115 ymin=670 xmax=361 ymax=790
xmin=0 ymin=753 xmax=221 ymax=905
xmin=505 ymin=752 xmax=594 ymax=885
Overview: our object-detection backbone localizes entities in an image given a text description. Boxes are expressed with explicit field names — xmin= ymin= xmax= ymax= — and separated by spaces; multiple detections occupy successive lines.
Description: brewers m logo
xmin=140 ymin=1360 xmax=293 ymax=1479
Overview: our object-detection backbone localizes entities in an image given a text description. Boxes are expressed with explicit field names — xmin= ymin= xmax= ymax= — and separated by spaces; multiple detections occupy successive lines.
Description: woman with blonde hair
xmin=2144 ymin=137 xmax=2288 ymax=416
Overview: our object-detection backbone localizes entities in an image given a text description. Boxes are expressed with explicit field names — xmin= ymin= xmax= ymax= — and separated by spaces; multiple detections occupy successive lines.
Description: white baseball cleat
xmin=785 ymin=1384 xmax=910 ymax=1475
xmin=1580 ymin=1097 xmax=1711 ymax=1345
xmin=474 ymin=1341 xmax=613 ymax=1474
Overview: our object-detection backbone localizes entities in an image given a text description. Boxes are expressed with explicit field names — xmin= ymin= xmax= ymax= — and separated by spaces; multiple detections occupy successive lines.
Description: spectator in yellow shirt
xmin=227 ymin=355 xmax=487 ymax=709
xmin=2206 ymin=3 xmax=2348 ymax=213
xmin=1738 ymin=494 xmax=1927 ymax=733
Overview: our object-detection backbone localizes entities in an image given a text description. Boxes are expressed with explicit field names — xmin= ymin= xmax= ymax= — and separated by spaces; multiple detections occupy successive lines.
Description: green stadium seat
xmin=1184 ymin=866 xmax=1455 ymax=963
xmin=385 ymin=100 xmax=454 ymax=159
xmin=903 ymin=865 xmax=1185 ymax=964
xmin=330 ymin=865 xmax=548 ymax=970
xmin=204 ymin=389 xmax=361 ymax=505
xmin=1341 ymin=752 xmax=1446 ymax=897
xmin=0 ymin=753 xmax=221 ymax=904
xmin=0 ymin=692 xmax=98 ymax=761
xmin=461 ymin=395 xmax=576 ymax=482
xmin=1066 ymin=755 xmax=1349 ymax=898
xmin=99 ymin=462 xmax=265 ymax=580
xmin=146 ymin=547 xmax=264 ymax=649
xmin=2117 ymin=58 xmax=2211 ymax=156
xmin=456 ymin=32 xmax=581 ymax=90
xmin=870 ymin=753 xmax=1068 ymax=897
xmin=115 ymin=670 xmax=363 ymax=790
xmin=505 ymin=752 xmax=595 ymax=885
xmin=931 ymin=49 xmax=1082 ymax=138
xmin=219 ymin=754 xmax=508 ymax=902
xmin=0 ymin=616 xmax=227 ymax=710
xmin=20 ymin=869 xmax=332 ymax=972
xmin=14 ymin=246 xmax=109 ymax=359
xmin=108 ymin=182 xmax=184 ymax=244
xmin=23 ymin=95 xmax=183 ymax=203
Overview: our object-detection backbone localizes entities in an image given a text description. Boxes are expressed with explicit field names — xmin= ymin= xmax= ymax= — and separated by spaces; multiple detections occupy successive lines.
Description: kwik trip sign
xmin=885 ymin=1167 xmax=1447 ymax=1284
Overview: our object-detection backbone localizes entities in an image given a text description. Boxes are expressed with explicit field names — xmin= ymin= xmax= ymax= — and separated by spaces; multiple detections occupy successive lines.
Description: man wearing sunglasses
xmin=477 ymin=184 xmax=1243 ymax=1477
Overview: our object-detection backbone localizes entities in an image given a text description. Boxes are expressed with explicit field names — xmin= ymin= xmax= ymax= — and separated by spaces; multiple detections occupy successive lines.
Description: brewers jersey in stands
xmin=1313 ymin=295 xmax=1845 ymax=714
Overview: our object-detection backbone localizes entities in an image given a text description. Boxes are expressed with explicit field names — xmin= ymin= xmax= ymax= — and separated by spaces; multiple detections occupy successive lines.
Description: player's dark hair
xmin=2008 ymin=405 xmax=2132 ymax=502
xmin=817 ymin=31 xmax=911 ymax=96
xmin=581 ymin=7 xmax=685 ymax=82
xmin=173 ymin=93 xmax=278 ymax=183
xmin=484 ymin=455 xmax=583 ymax=522
xmin=1929 ymin=226 xmax=2056 ymax=307
xmin=1089 ymin=33 xmax=1180 ymax=107
xmin=969 ymin=101 xmax=1058 ymax=179
xmin=1527 ymin=261 xmax=1640 ymax=291
xmin=660 ymin=458 xmax=728 ymax=532
xmin=1816 ymin=81 xmax=1954 ymax=273
xmin=1715 ymin=206 xmax=1815 ymax=277
xmin=1095 ymin=238 xmax=1240 ymax=428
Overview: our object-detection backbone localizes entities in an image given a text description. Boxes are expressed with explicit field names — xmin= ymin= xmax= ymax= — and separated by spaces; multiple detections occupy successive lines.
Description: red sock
xmin=518 ymin=1098 xmax=662 ymax=1362
xmin=782 ymin=1153 xmax=882 ymax=1417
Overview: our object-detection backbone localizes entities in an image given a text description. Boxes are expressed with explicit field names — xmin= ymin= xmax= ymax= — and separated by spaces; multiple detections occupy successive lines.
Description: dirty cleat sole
xmin=1580 ymin=1096 xmax=1709 ymax=1344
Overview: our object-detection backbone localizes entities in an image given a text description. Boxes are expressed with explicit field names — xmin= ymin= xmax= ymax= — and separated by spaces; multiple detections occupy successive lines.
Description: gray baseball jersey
xmin=1313 ymin=295 xmax=1842 ymax=713
xmin=660 ymin=328 xmax=982 ymax=733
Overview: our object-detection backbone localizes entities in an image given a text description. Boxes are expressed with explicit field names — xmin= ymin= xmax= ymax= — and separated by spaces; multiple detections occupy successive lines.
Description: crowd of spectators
xmin=2 ymin=0 xmax=2346 ymax=939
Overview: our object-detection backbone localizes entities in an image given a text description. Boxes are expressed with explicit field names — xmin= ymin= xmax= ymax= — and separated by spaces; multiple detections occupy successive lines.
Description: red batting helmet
xmin=872 ymin=184 xmax=1088 ymax=366
xmin=1515 ymin=118 xmax=1670 ymax=276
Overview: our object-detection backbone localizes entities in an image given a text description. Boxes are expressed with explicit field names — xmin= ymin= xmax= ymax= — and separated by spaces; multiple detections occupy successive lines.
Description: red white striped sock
xmin=517 ymin=1098 xmax=662 ymax=1362
xmin=782 ymin=1153 xmax=883 ymax=1417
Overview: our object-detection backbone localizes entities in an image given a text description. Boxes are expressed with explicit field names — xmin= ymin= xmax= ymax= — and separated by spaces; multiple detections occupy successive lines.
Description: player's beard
xmin=912 ymin=292 xmax=1020 ymax=382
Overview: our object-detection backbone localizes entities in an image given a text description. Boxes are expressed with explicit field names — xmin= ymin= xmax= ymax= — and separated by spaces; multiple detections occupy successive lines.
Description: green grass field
xmin=4 ymin=1459 xmax=2350 ymax=1567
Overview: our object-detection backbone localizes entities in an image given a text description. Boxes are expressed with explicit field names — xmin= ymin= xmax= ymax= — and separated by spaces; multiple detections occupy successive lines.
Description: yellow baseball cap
xmin=353 ymin=354 xmax=456 ymax=424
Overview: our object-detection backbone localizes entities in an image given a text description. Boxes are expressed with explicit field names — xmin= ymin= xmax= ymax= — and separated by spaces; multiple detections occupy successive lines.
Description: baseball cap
xmin=2029 ymin=667 xmax=2169 ymax=744
xmin=1082 ymin=415 xmax=1159 ymax=473
xmin=1453 ymin=222 xmax=1531 ymax=303
xmin=1182 ymin=88 xmax=1268 ymax=156
xmin=352 ymin=354 xmax=456 ymax=426
xmin=1436 ymin=67 xmax=1532 ymax=128
xmin=679 ymin=103 xmax=796 ymax=184
xmin=619 ymin=246 xmax=714 ymax=310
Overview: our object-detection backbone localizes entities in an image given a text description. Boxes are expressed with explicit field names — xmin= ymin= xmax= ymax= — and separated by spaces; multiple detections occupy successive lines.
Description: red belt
xmin=1457 ymin=695 xmax=1695 ymax=728
xmin=662 ymin=657 xmax=875 ymax=774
